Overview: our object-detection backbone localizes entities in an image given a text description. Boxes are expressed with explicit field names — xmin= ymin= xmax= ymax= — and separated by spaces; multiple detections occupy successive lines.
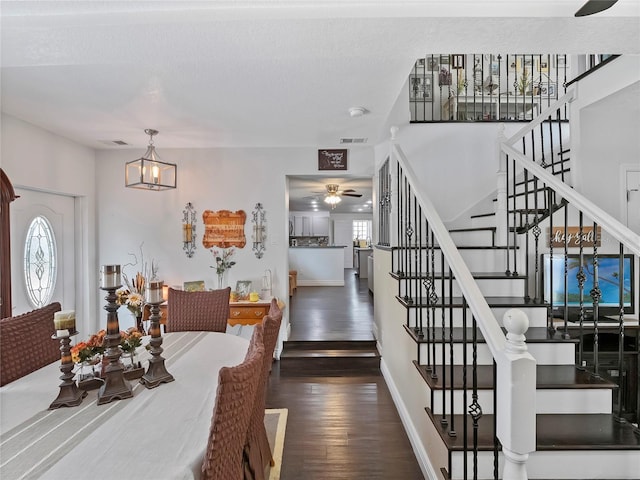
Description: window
xmin=353 ymin=220 xmax=372 ymax=242
xmin=24 ymin=215 xmax=57 ymax=308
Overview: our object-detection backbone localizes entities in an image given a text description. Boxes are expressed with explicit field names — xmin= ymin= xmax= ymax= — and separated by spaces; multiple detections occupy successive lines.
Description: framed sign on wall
xmin=318 ymin=149 xmax=347 ymax=171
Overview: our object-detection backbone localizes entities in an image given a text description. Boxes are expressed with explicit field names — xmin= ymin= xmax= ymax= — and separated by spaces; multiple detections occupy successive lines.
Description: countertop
xmin=354 ymin=247 xmax=373 ymax=251
xmin=289 ymin=245 xmax=346 ymax=248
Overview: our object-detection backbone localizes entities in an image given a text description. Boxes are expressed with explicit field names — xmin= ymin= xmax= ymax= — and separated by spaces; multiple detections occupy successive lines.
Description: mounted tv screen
xmin=541 ymin=254 xmax=635 ymax=321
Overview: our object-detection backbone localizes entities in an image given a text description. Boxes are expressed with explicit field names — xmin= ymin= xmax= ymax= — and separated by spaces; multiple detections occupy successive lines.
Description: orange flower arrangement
xmin=120 ymin=327 xmax=143 ymax=353
xmin=71 ymin=330 xmax=106 ymax=364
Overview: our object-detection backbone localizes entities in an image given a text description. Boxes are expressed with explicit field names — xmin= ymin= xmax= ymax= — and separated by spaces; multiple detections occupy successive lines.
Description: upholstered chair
xmin=201 ymin=324 xmax=264 ymax=480
xmin=0 ymin=302 xmax=62 ymax=386
xmin=166 ymin=287 xmax=230 ymax=333
xmin=243 ymin=310 xmax=283 ymax=480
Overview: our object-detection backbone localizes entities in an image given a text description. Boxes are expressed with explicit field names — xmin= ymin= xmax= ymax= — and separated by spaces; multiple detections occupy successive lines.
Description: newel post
xmin=497 ymin=308 xmax=536 ymax=480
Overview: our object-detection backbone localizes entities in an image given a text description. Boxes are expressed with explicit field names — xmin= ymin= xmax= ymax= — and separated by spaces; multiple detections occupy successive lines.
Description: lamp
xmin=125 ymin=129 xmax=177 ymax=190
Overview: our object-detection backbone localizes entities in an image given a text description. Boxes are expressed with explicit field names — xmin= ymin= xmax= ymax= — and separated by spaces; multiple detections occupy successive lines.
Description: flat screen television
xmin=541 ymin=253 xmax=636 ymax=321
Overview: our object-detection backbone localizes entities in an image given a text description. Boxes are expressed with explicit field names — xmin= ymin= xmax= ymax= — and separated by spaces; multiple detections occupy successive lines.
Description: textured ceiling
xmin=1 ymin=1 xmax=639 ymax=212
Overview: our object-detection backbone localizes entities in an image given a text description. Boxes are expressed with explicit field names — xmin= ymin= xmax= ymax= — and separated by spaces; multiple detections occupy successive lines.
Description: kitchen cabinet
xmin=312 ymin=216 xmax=330 ymax=236
xmin=292 ymin=216 xmax=311 ymax=236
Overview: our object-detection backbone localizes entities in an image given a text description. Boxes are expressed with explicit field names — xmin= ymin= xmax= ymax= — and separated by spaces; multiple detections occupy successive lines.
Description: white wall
xmin=95 ymin=146 xmax=375 ymax=338
xmin=571 ymin=56 xmax=640 ymax=228
xmin=1 ymin=114 xmax=98 ymax=338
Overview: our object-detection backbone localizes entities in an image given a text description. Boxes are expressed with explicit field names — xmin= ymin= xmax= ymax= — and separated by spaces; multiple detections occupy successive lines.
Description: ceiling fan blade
xmin=342 ymin=193 xmax=362 ymax=198
xmin=575 ymin=0 xmax=618 ymax=17
xmin=341 ymin=189 xmax=356 ymax=193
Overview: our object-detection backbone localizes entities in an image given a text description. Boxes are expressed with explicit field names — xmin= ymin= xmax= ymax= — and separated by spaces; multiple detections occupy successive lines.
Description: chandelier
xmin=125 ymin=129 xmax=177 ymax=190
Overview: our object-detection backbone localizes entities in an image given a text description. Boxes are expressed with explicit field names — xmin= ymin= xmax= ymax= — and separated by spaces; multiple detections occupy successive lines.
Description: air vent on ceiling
xmin=99 ymin=140 xmax=129 ymax=146
xmin=112 ymin=140 xmax=129 ymax=145
xmin=340 ymin=137 xmax=368 ymax=144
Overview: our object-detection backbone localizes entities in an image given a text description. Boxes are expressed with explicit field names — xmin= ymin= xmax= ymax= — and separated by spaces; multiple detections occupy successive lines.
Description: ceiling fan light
xmin=324 ymin=195 xmax=341 ymax=205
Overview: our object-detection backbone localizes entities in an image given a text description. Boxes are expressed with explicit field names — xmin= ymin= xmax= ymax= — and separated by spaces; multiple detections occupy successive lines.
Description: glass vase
xmin=217 ymin=271 xmax=227 ymax=289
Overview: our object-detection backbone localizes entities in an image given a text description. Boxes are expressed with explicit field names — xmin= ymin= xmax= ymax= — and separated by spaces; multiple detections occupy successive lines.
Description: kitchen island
xmin=289 ymin=246 xmax=346 ymax=286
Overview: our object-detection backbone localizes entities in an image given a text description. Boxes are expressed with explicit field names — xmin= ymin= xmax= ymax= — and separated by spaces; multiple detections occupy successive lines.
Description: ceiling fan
xmin=313 ymin=184 xmax=363 ymax=208
xmin=575 ymin=0 xmax=618 ymax=17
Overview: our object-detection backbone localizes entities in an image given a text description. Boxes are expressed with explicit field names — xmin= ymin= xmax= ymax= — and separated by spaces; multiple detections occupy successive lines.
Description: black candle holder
xmin=97 ymin=285 xmax=133 ymax=405
xmin=140 ymin=301 xmax=174 ymax=389
xmin=49 ymin=330 xmax=87 ymax=409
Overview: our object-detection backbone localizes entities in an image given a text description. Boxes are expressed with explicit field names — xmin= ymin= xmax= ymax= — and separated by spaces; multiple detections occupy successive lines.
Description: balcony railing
xmin=410 ymin=54 xmax=569 ymax=123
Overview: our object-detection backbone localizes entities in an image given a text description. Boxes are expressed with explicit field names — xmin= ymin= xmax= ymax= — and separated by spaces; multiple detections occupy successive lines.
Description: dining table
xmin=0 ymin=331 xmax=249 ymax=480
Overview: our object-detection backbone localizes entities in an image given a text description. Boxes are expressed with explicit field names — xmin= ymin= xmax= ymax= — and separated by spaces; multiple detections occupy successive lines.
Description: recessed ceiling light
xmin=366 ymin=200 xmax=372 ymax=204
xmin=348 ymin=106 xmax=367 ymax=117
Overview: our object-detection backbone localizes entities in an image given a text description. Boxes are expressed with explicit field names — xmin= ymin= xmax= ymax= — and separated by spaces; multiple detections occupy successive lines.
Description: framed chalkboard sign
xmin=318 ymin=149 xmax=347 ymax=171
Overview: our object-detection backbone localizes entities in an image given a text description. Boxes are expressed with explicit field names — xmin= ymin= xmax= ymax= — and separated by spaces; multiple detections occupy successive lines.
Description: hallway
xmin=265 ymin=268 xmax=424 ymax=479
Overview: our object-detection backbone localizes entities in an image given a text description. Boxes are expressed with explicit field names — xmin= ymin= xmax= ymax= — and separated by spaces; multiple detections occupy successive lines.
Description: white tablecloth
xmin=0 ymin=331 xmax=249 ymax=480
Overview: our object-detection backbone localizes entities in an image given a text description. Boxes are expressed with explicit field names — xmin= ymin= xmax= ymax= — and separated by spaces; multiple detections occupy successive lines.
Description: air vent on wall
xmin=340 ymin=137 xmax=368 ymax=144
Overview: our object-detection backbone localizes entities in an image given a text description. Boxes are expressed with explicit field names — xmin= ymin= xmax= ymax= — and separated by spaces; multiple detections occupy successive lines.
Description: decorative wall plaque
xmin=548 ymin=226 xmax=601 ymax=248
xmin=202 ymin=210 xmax=246 ymax=249
xmin=318 ymin=149 xmax=347 ymax=171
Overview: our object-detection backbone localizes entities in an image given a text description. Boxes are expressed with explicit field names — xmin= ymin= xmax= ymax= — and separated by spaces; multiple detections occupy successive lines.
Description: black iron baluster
xmin=548 ymin=188 xmax=555 ymax=335
xmin=562 ymin=204 xmax=571 ymax=339
xmin=406 ymin=182 xmax=414 ymax=304
xmin=591 ymin=222 xmax=601 ymax=378
xmin=505 ymin=153 xmax=512 ymax=275
xmin=615 ymin=242 xmax=626 ymax=423
xmin=396 ymin=164 xmax=403 ymax=277
xmin=511 ymin=155 xmax=519 ymax=276
xmin=462 ymin=299 xmax=468 ymax=480
xmin=440 ymin=251 xmax=447 ymax=427
xmin=493 ymin=360 xmax=499 ymax=480
xmin=448 ymin=266 xmax=456 ymax=437
xmin=469 ymin=315 xmax=482 ymax=480
xmin=430 ymin=231 xmax=438 ymax=381
xmin=577 ymin=212 xmax=586 ymax=370
xmin=417 ymin=203 xmax=424 ymax=338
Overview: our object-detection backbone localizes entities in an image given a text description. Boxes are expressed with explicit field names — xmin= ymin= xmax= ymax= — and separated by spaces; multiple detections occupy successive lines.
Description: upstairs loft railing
xmin=409 ymin=54 xmax=573 ymax=123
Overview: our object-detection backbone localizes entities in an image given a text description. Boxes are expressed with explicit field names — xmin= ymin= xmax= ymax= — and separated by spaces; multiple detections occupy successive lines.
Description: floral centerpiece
xmin=120 ymin=327 xmax=144 ymax=378
xmin=210 ymin=247 xmax=236 ymax=288
xmin=116 ymin=243 xmax=158 ymax=334
xmin=71 ymin=330 xmax=106 ymax=384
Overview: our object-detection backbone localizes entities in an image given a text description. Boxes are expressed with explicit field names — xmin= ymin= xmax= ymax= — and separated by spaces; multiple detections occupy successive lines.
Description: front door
xmin=10 ymin=188 xmax=75 ymax=315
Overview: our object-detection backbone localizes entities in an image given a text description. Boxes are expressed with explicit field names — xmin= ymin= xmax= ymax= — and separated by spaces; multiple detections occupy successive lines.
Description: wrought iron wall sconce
xmin=182 ymin=202 xmax=196 ymax=258
xmin=251 ymin=203 xmax=266 ymax=259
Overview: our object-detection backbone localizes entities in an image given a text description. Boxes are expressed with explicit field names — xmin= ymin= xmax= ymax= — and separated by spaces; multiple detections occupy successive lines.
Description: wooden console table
xmin=145 ymin=298 xmax=285 ymax=329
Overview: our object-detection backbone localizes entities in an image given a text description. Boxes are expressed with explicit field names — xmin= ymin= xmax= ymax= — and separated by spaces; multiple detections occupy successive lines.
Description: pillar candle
xmin=54 ymin=310 xmax=76 ymax=336
xmin=162 ymin=284 xmax=169 ymax=301
xmin=183 ymin=223 xmax=193 ymax=243
xmin=100 ymin=265 xmax=121 ymax=289
xmin=145 ymin=280 xmax=164 ymax=304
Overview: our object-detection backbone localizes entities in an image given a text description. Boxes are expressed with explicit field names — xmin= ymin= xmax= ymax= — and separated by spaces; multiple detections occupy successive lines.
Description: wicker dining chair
xmin=0 ymin=302 xmax=62 ymax=386
xmin=243 ymin=308 xmax=283 ymax=480
xmin=166 ymin=287 xmax=230 ymax=333
xmin=201 ymin=324 xmax=265 ymax=480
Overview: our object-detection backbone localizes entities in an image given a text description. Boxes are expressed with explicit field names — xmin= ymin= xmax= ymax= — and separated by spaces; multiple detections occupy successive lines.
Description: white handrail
xmin=392 ymin=142 xmax=507 ymax=356
xmin=502 ymin=143 xmax=640 ymax=257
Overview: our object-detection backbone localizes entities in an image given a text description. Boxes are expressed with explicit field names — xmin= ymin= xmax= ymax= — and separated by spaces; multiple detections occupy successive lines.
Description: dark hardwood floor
xmin=266 ymin=269 xmax=425 ymax=479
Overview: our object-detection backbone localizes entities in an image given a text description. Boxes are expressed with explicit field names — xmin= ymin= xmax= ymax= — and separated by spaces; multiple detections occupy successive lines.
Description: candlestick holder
xmin=140 ymin=301 xmax=174 ymax=389
xmin=49 ymin=330 xmax=87 ymax=409
xmin=97 ymin=285 xmax=133 ymax=405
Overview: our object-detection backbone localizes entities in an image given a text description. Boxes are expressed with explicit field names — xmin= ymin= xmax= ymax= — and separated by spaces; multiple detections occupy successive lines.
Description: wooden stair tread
xmin=448 ymin=227 xmax=496 ymax=233
xmin=282 ymin=340 xmax=377 ymax=350
xmin=397 ymin=295 xmax=546 ymax=309
xmin=413 ymin=362 xmax=617 ymax=390
xmin=426 ymin=409 xmax=640 ymax=451
xmin=404 ymin=324 xmax=579 ymax=344
xmin=391 ymin=271 xmax=526 ymax=281
xmin=280 ymin=349 xmax=379 ymax=358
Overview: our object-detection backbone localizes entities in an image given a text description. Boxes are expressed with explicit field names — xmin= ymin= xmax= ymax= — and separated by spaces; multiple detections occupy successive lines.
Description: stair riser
xmin=422 ymin=343 xmax=575 ymax=366
xmin=471 ymin=214 xmax=496 ymax=229
xmin=406 ymin=305 xmax=548 ymax=329
xmin=429 ymin=389 xmax=612 ymax=415
xmin=449 ymin=450 xmax=640 ymax=480
xmin=399 ymin=277 xmax=527 ymax=299
xmin=449 ymin=230 xmax=495 ymax=246
xmin=278 ymin=356 xmax=380 ymax=376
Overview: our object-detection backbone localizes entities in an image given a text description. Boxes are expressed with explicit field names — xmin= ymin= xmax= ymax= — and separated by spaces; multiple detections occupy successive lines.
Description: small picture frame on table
xmin=235 ymin=281 xmax=252 ymax=301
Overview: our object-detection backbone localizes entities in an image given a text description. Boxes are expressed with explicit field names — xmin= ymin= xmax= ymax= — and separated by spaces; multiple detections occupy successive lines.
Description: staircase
xmin=391 ymin=221 xmax=639 ymax=479
xmin=378 ymin=81 xmax=640 ymax=478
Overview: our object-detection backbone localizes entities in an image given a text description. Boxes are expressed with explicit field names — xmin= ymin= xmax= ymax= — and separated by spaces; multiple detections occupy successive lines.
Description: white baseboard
xmin=380 ymin=358 xmax=437 ymax=480
xmin=297 ymin=280 xmax=344 ymax=286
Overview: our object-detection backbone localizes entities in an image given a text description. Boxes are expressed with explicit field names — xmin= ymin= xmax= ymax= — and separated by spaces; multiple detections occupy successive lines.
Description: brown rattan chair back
xmin=201 ymin=325 xmax=264 ymax=480
xmin=1 ymin=302 xmax=62 ymax=386
xmin=166 ymin=287 xmax=230 ymax=333
xmin=243 ymin=309 xmax=283 ymax=479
